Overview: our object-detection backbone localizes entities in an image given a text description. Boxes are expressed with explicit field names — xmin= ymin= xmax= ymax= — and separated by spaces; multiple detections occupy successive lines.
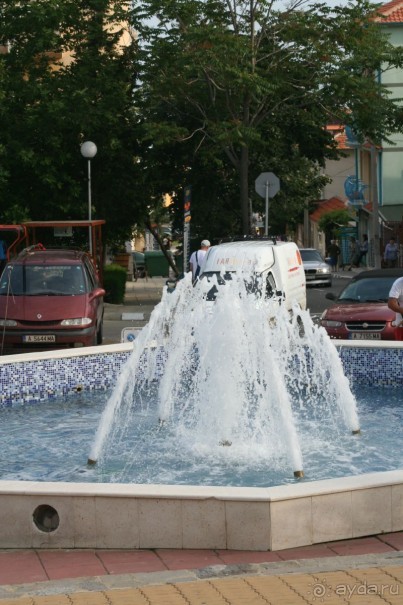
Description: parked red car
xmin=0 ymin=248 xmax=105 ymax=348
xmin=320 ymin=268 xmax=403 ymax=340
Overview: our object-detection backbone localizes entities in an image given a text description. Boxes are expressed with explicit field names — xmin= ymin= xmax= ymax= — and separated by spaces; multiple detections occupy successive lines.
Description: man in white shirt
xmin=189 ymin=240 xmax=210 ymax=282
xmin=388 ymin=275 xmax=403 ymax=338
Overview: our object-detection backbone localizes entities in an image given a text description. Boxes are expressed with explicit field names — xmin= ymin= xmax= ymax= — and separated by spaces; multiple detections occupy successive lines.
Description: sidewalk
xmin=334 ymin=266 xmax=368 ymax=278
xmin=104 ymin=276 xmax=167 ymax=319
xmin=1 ymin=533 xmax=403 ymax=603
xmin=102 ymin=277 xmax=167 ymax=342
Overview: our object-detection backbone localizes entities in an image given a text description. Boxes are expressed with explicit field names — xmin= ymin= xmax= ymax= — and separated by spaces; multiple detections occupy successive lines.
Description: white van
xmin=198 ymin=239 xmax=306 ymax=310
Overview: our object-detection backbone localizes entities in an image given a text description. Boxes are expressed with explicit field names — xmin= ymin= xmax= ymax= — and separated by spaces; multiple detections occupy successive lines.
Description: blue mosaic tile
xmin=337 ymin=346 xmax=403 ymax=387
xmin=0 ymin=351 xmax=131 ymax=407
xmin=0 ymin=345 xmax=402 ymax=408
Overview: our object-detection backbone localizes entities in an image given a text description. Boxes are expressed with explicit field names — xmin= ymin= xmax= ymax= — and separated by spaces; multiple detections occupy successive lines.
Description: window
xmin=0 ymin=265 xmax=86 ymax=296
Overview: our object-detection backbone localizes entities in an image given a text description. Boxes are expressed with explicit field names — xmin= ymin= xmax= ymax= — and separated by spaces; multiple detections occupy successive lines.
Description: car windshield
xmin=0 ymin=265 xmax=86 ymax=296
xmin=338 ymin=277 xmax=396 ymax=303
xmin=300 ymin=250 xmax=324 ymax=262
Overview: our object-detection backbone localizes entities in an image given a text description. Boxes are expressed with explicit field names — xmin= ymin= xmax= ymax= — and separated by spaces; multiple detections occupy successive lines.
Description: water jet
xmin=88 ymin=272 xmax=360 ymax=478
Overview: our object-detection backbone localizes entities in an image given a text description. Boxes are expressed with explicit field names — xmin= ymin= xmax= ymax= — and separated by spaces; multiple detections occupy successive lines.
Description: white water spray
xmin=88 ymin=271 xmax=360 ymax=479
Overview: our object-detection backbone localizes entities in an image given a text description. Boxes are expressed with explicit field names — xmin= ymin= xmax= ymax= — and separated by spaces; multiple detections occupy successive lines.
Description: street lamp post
xmin=80 ymin=141 xmax=97 ymax=256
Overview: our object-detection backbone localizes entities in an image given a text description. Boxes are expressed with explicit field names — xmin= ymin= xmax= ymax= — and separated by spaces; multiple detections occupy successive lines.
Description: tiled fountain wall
xmin=0 ymin=341 xmax=402 ymax=551
xmin=1 ymin=342 xmax=403 ymax=408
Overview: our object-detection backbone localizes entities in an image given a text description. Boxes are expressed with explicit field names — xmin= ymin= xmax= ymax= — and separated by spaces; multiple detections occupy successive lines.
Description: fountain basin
xmin=1 ymin=341 xmax=403 ymax=551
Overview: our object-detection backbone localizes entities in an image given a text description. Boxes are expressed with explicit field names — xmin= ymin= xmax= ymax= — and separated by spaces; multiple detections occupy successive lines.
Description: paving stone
xmin=68 ymin=593 xmax=110 ymax=605
xmin=104 ymin=589 xmax=150 ymax=605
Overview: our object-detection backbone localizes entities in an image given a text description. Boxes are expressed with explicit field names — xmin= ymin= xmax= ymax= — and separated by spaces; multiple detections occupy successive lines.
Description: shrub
xmin=103 ymin=264 xmax=127 ymax=304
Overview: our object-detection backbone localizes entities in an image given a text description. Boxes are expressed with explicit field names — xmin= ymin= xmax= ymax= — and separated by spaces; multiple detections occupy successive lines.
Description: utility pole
xmin=370 ymin=144 xmax=381 ymax=269
xmin=303 ymin=206 xmax=310 ymax=247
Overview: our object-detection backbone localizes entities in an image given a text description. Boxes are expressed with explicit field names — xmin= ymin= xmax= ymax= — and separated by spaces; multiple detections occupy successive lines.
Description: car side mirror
xmin=89 ymin=287 xmax=106 ymax=301
xmin=325 ymin=292 xmax=336 ymax=301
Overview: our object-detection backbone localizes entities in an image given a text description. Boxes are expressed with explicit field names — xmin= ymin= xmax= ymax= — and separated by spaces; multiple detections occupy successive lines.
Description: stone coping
xmin=0 ymin=338 xmax=402 ymax=367
xmin=0 ymin=342 xmax=134 ymax=365
xmin=1 ymin=469 xmax=402 ymax=500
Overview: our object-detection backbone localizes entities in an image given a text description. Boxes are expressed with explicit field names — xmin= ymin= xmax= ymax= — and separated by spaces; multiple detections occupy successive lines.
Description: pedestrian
xmin=345 ymin=236 xmax=361 ymax=271
xmin=326 ymin=240 xmax=341 ymax=272
xmin=388 ymin=274 xmax=403 ymax=340
xmin=0 ymin=239 xmax=7 ymax=274
xmin=358 ymin=234 xmax=369 ymax=266
xmin=384 ymin=237 xmax=399 ymax=268
xmin=189 ymin=239 xmax=210 ymax=283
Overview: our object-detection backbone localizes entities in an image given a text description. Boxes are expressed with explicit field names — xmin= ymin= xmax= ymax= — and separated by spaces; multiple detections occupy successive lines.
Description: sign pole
xmin=255 ymin=172 xmax=280 ymax=237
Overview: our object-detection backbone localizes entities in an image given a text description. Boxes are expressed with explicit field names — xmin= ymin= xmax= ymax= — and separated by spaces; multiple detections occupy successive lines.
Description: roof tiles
xmin=376 ymin=1 xmax=403 ymax=23
xmin=326 ymin=124 xmax=349 ymax=150
xmin=310 ymin=197 xmax=347 ymax=222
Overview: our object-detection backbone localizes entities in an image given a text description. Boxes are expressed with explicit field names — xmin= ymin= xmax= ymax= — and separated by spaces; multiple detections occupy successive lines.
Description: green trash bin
xmin=144 ymin=251 xmax=172 ymax=277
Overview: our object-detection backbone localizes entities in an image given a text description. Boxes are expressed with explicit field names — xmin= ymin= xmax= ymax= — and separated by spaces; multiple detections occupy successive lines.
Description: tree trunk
xmin=240 ymin=145 xmax=250 ymax=235
xmin=144 ymin=219 xmax=179 ymax=276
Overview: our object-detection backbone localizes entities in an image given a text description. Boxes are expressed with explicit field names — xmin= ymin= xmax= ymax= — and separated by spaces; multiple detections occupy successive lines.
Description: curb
xmin=1 ymin=551 xmax=403 ymax=599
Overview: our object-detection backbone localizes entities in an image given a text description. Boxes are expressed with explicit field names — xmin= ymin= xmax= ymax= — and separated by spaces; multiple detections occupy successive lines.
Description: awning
xmin=377 ymin=205 xmax=403 ymax=222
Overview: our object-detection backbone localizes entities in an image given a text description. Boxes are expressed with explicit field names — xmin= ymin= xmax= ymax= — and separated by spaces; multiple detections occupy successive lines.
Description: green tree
xmin=0 ymin=0 xmax=141 ymax=244
xmin=318 ymin=209 xmax=351 ymax=240
xmin=132 ymin=0 xmax=403 ymax=235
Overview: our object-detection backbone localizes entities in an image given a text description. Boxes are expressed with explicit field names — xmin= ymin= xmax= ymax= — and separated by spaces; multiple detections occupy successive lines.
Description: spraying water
xmin=88 ymin=271 xmax=360 ymax=480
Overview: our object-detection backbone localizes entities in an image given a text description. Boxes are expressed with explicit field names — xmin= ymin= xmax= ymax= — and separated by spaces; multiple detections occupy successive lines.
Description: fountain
xmin=0 ymin=273 xmax=402 ymax=551
xmin=88 ymin=272 xmax=360 ymax=481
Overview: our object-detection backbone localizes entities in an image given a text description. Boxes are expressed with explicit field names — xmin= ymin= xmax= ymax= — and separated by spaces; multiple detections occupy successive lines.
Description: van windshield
xmin=199 ymin=271 xmax=276 ymax=300
xmin=0 ymin=265 xmax=86 ymax=296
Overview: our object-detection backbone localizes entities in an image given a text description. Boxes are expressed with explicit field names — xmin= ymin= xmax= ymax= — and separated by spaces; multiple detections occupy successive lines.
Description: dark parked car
xmin=0 ymin=248 xmax=105 ymax=348
xmin=320 ymin=268 xmax=403 ymax=340
xmin=300 ymin=248 xmax=332 ymax=287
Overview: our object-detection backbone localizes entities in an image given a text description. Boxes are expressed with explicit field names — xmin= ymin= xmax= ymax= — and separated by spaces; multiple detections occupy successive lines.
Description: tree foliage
xmin=132 ymin=0 xmax=403 ymax=237
xmin=318 ymin=209 xmax=351 ymax=238
xmin=1 ymin=1 xmax=403 ymax=245
xmin=0 ymin=0 xmax=141 ymax=243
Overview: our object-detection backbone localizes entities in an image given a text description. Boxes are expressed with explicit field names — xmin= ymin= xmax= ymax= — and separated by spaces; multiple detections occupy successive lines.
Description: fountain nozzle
xmin=87 ymin=458 xmax=97 ymax=466
xmin=294 ymin=470 xmax=304 ymax=478
xmin=352 ymin=429 xmax=361 ymax=435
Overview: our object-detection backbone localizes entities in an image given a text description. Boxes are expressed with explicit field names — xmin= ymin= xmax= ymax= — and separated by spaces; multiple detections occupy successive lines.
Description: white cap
xmin=201 ymin=240 xmax=210 ymax=247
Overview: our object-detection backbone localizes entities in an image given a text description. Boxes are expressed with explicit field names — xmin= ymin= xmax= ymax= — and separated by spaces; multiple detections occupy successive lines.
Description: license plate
xmin=349 ymin=332 xmax=381 ymax=340
xmin=23 ymin=335 xmax=56 ymax=343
